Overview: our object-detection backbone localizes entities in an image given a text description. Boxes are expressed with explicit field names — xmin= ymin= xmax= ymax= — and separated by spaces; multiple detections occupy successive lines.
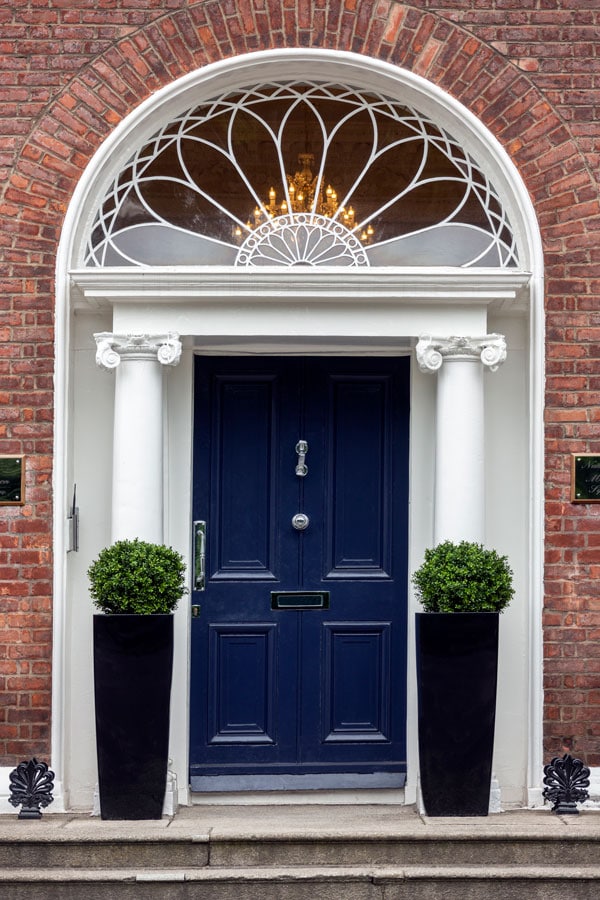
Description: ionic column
xmin=94 ymin=332 xmax=182 ymax=544
xmin=416 ymin=334 xmax=507 ymax=545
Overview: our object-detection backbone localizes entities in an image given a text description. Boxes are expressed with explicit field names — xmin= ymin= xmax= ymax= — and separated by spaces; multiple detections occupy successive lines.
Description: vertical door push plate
xmin=193 ymin=520 xmax=206 ymax=591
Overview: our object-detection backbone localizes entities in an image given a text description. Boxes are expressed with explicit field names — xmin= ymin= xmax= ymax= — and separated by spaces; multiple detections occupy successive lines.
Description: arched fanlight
xmin=86 ymin=82 xmax=519 ymax=269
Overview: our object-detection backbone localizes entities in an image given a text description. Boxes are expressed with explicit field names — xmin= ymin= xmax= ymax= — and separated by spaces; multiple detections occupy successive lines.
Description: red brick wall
xmin=1 ymin=1 xmax=599 ymax=767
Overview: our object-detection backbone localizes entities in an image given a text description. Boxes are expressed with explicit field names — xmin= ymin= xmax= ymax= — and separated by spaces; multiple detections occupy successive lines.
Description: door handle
xmin=295 ymin=440 xmax=308 ymax=477
xmin=193 ymin=520 xmax=206 ymax=591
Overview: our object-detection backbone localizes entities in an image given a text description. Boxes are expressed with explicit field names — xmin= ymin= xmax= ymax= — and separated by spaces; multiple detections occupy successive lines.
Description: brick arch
xmin=7 ymin=1 xmax=592 ymax=265
xmin=2 ymin=1 xmax=598 ymax=769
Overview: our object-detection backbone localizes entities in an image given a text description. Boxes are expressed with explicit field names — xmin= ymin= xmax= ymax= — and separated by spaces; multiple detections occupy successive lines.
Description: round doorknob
xmin=291 ymin=513 xmax=310 ymax=531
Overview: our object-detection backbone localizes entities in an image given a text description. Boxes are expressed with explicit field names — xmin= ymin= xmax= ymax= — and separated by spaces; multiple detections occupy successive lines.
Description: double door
xmin=190 ymin=356 xmax=409 ymax=789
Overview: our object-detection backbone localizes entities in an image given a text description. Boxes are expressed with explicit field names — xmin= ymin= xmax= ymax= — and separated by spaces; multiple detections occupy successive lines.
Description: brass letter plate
xmin=271 ymin=591 xmax=330 ymax=610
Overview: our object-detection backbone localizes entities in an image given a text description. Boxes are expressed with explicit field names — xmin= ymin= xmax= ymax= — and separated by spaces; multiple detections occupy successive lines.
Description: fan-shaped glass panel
xmin=86 ymin=82 xmax=519 ymax=269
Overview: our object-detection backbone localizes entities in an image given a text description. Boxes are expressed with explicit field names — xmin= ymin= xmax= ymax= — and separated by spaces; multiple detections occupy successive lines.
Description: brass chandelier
xmin=234 ymin=152 xmax=374 ymax=244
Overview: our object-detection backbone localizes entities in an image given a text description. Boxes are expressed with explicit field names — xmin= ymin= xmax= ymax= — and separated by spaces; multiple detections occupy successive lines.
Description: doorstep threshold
xmin=191 ymin=772 xmax=406 ymax=805
xmin=192 ymin=789 xmax=406 ymax=805
xmin=191 ymin=773 xmax=405 ymax=792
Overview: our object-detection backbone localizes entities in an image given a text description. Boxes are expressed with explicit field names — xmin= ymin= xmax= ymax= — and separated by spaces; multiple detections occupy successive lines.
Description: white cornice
xmin=70 ymin=267 xmax=531 ymax=312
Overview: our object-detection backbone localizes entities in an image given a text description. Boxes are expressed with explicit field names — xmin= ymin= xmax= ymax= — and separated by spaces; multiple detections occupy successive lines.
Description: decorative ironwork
xmin=8 ymin=758 xmax=55 ymax=819
xmin=85 ymin=81 xmax=519 ymax=269
xmin=236 ymin=213 xmax=368 ymax=267
xmin=543 ymin=754 xmax=590 ymax=814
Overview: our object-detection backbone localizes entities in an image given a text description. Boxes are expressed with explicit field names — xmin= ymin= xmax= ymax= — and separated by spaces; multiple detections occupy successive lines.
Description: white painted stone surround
xmin=60 ymin=281 xmax=531 ymax=813
xmin=41 ymin=50 xmax=546 ymax=813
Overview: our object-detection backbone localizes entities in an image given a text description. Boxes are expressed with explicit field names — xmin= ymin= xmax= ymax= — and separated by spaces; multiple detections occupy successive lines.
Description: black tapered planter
xmin=416 ymin=612 xmax=499 ymax=816
xmin=93 ymin=614 xmax=174 ymax=820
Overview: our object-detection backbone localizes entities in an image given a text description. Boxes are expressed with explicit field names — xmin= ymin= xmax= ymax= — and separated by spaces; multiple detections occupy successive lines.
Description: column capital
xmin=416 ymin=334 xmax=507 ymax=374
xmin=94 ymin=332 xmax=182 ymax=370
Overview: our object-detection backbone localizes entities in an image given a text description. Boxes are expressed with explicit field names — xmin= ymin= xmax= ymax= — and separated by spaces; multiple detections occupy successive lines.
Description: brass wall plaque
xmin=0 ymin=456 xmax=25 ymax=505
xmin=572 ymin=454 xmax=600 ymax=503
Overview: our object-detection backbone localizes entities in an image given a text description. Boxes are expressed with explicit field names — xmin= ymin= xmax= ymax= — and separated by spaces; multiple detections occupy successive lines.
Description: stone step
xmin=1 ymin=829 xmax=600 ymax=869
xmin=0 ymin=837 xmax=207 ymax=870
xmin=2 ymin=865 xmax=600 ymax=900
xmin=1 ymin=806 xmax=600 ymax=899
xmin=207 ymin=831 xmax=600 ymax=868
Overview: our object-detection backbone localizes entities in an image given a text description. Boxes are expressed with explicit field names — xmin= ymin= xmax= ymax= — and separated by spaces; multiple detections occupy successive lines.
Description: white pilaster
xmin=94 ymin=332 xmax=182 ymax=543
xmin=416 ymin=334 xmax=507 ymax=545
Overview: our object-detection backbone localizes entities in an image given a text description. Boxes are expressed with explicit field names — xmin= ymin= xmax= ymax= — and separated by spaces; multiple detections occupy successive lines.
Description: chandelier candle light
xmin=234 ymin=152 xmax=375 ymax=245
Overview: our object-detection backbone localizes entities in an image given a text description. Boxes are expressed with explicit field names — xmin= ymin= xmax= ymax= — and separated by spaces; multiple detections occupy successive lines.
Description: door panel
xmin=321 ymin=623 xmax=391 ymax=743
xmin=324 ymin=375 xmax=392 ymax=576
xmin=190 ymin=356 xmax=409 ymax=786
xmin=208 ymin=624 xmax=277 ymax=744
xmin=212 ymin=376 xmax=279 ymax=579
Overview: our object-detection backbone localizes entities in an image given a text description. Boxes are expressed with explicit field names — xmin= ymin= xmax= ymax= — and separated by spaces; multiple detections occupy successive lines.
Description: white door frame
xmin=48 ymin=49 xmax=544 ymax=812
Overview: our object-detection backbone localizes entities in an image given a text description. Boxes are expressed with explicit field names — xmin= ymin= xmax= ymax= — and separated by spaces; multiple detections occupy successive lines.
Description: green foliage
xmin=88 ymin=539 xmax=187 ymax=614
xmin=411 ymin=540 xmax=514 ymax=613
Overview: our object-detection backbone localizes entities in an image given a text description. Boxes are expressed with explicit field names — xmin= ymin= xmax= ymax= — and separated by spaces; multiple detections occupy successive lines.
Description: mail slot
xmin=271 ymin=591 xmax=330 ymax=610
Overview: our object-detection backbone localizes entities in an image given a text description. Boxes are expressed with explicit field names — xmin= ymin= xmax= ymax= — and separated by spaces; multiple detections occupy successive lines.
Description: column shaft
xmin=435 ymin=357 xmax=484 ymax=544
xmin=416 ymin=334 xmax=507 ymax=547
xmin=94 ymin=332 xmax=182 ymax=545
xmin=112 ymin=356 xmax=164 ymax=543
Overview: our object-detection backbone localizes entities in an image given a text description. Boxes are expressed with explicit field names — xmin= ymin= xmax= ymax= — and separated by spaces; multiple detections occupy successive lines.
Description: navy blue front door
xmin=190 ymin=357 xmax=409 ymax=789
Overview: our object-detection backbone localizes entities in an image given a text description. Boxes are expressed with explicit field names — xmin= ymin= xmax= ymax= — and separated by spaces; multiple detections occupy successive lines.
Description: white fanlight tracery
xmin=86 ymin=81 xmax=519 ymax=269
